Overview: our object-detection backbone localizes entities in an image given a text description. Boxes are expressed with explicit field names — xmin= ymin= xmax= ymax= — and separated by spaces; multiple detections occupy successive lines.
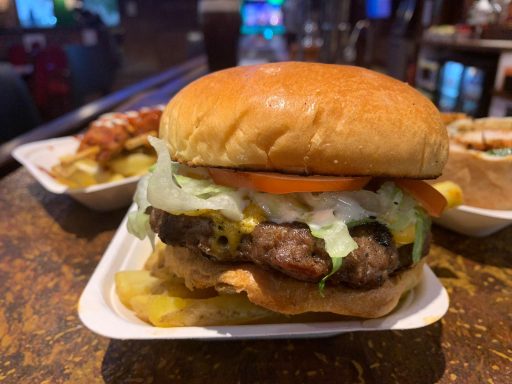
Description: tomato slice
xmin=208 ymin=168 xmax=371 ymax=194
xmin=208 ymin=169 xmax=446 ymax=215
xmin=393 ymin=179 xmax=447 ymax=217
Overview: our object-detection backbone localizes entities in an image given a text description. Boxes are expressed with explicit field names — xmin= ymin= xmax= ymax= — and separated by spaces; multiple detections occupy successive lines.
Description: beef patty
xmin=149 ymin=208 xmax=429 ymax=289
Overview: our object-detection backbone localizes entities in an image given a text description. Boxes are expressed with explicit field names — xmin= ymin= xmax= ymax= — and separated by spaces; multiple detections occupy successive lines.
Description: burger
xmin=128 ymin=62 xmax=448 ymax=319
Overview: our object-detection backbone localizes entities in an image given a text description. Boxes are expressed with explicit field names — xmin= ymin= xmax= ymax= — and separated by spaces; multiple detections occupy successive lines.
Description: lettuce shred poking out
xmin=309 ymin=220 xmax=357 ymax=292
xmin=376 ymin=182 xmax=419 ymax=235
xmin=128 ymin=137 xmax=427 ymax=288
xmin=127 ymin=174 xmax=152 ymax=240
xmin=147 ymin=137 xmax=247 ymax=222
xmin=128 ymin=137 xmax=248 ymax=240
xmin=412 ymin=208 xmax=430 ymax=263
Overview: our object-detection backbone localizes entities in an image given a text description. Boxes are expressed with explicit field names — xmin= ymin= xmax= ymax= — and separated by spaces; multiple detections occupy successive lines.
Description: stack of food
xmin=51 ymin=106 xmax=164 ymax=188
xmin=437 ymin=117 xmax=512 ymax=210
xmin=117 ymin=62 xmax=449 ymax=327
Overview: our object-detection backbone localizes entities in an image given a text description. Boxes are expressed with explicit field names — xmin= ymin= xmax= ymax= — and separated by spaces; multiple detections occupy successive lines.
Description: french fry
xmin=115 ymin=269 xmax=216 ymax=307
xmin=162 ymin=280 xmax=216 ymax=299
xmin=67 ymin=170 xmax=99 ymax=187
xmin=51 ymin=164 xmax=77 ymax=179
xmin=51 ymin=106 xmax=162 ymax=188
xmin=130 ymin=294 xmax=276 ymax=327
xmin=115 ymin=270 xmax=164 ymax=308
xmin=73 ymin=159 xmax=100 ymax=175
xmin=124 ymin=131 xmax=157 ymax=151
xmin=432 ymin=181 xmax=464 ymax=209
xmin=117 ymin=239 xmax=271 ymax=327
xmin=109 ymin=153 xmax=156 ymax=177
xmin=59 ymin=146 xmax=100 ymax=165
xmin=130 ymin=295 xmax=184 ymax=324
xmin=51 ymin=159 xmax=102 ymax=188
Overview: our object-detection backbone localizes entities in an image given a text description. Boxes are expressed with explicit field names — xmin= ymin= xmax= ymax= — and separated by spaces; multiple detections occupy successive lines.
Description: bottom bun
xmin=162 ymin=246 xmax=425 ymax=319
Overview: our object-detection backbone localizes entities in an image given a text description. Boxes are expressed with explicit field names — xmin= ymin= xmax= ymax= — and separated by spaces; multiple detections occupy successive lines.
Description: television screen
xmin=241 ymin=1 xmax=284 ymax=35
xmin=439 ymin=61 xmax=464 ymax=112
xmin=15 ymin=0 xmax=120 ymax=28
xmin=366 ymin=0 xmax=392 ymax=19
xmin=15 ymin=0 xmax=56 ymax=28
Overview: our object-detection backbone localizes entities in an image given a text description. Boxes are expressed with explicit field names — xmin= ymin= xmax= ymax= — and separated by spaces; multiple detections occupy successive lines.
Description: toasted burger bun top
xmin=160 ymin=62 xmax=448 ymax=178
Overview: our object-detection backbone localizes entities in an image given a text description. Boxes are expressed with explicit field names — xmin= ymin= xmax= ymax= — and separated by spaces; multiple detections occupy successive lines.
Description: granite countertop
xmin=0 ymin=169 xmax=511 ymax=383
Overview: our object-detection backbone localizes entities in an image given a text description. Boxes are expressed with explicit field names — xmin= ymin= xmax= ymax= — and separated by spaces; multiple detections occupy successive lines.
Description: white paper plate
xmin=78 ymin=205 xmax=449 ymax=340
xmin=12 ymin=137 xmax=141 ymax=211
xmin=434 ymin=205 xmax=512 ymax=237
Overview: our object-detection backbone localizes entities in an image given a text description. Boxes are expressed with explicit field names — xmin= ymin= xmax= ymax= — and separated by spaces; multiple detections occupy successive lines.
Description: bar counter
xmin=0 ymin=70 xmax=511 ymax=384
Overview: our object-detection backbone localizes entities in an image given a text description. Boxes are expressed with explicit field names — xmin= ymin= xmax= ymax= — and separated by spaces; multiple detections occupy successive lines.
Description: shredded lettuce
xmin=308 ymin=219 xmax=358 ymax=291
xmin=376 ymin=182 xmax=417 ymax=234
xmin=377 ymin=182 xmax=431 ymax=264
xmin=127 ymin=174 xmax=153 ymax=240
xmin=146 ymin=137 xmax=247 ymax=221
xmin=174 ymin=175 xmax=236 ymax=198
xmin=412 ymin=208 xmax=430 ymax=263
xmin=250 ymin=182 xmax=424 ymax=287
xmin=251 ymin=192 xmax=360 ymax=286
xmin=127 ymin=138 xmax=248 ymax=240
xmin=133 ymin=173 xmax=151 ymax=212
xmin=127 ymin=211 xmax=151 ymax=240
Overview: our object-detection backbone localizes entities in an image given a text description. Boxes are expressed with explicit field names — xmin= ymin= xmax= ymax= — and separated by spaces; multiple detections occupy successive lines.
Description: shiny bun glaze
xmin=160 ymin=62 xmax=448 ymax=178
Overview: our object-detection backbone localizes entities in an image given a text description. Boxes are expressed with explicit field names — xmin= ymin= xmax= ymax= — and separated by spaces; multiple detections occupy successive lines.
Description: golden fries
xmin=109 ymin=153 xmax=156 ymax=177
xmin=115 ymin=268 xmax=275 ymax=327
xmin=115 ymin=270 xmax=164 ymax=308
xmin=124 ymin=131 xmax=157 ymax=151
xmin=432 ymin=181 xmax=464 ymax=208
xmin=115 ymin=238 xmax=279 ymax=327
xmin=50 ymin=106 xmax=162 ymax=188
xmin=59 ymin=146 xmax=100 ymax=165
xmin=51 ymin=146 xmax=155 ymax=188
xmin=129 ymin=294 xmax=276 ymax=327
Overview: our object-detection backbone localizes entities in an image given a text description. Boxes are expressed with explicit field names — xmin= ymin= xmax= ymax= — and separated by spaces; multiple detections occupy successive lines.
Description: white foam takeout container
xmin=434 ymin=205 xmax=512 ymax=237
xmin=78 ymin=205 xmax=449 ymax=340
xmin=12 ymin=137 xmax=141 ymax=211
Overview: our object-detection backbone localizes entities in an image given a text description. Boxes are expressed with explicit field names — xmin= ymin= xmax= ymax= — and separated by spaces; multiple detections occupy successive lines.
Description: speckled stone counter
xmin=1 ymin=168 xmax=511 ymax=384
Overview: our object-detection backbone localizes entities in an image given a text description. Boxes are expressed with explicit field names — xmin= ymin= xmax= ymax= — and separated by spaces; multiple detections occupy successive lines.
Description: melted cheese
xmin=392 ymin=224 xmax=416 ymax=246
xmin=185 ymin=204 xmax=266 ymax=255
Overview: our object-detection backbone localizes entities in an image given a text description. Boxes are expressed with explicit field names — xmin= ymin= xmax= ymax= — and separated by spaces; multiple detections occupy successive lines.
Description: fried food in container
xmin=51 ymin=106 xmax=164 ymax=188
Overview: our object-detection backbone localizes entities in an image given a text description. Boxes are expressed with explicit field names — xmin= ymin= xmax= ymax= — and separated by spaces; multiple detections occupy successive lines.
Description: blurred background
xmin=1 ymin=0 xmax=512 ymax=143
